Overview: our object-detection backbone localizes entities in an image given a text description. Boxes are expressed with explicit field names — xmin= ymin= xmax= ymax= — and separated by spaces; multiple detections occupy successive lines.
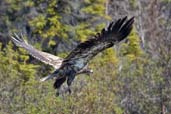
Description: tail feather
xmin=40 ymin=70 xmax=60 ymax=82
xmin=40 ymin=74 xmax=55 ymax=82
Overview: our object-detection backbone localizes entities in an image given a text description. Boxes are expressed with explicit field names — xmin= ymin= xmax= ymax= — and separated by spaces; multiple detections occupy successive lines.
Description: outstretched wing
xmin=10 ymin=33 xmax=63 ymax=69
xmin=64 ymin=16 xmax=134 ymax=63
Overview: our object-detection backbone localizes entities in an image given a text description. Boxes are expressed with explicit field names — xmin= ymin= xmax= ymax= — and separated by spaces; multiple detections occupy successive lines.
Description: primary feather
xmin=64 ymin=16 xmax=134 ymax=65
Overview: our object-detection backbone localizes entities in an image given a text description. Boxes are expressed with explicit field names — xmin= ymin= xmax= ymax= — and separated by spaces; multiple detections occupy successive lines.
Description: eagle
xmin=11 ymin=16 xmax=134 ymax=95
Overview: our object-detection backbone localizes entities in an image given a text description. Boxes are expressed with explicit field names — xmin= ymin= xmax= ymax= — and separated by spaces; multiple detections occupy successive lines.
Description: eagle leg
xmin=67 ymin=73 xmax=76 ymax=94
xmin=54 ymin=77 xmax=66 ymax=96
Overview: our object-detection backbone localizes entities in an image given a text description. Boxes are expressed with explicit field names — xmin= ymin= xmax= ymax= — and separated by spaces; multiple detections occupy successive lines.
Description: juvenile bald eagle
xmin=11 ymin=16 xmax=134 ymax=95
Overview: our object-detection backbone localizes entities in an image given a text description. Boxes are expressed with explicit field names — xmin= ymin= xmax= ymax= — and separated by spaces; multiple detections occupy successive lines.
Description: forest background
xmin=0 ymin=0 xmax=171 ymax=114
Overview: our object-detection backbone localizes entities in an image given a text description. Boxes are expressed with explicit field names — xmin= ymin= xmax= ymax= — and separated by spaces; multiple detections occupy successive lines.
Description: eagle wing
xmin=64 ymin=16 xmax=134 ymax=64
xmin=10 ymin=33 xmax=63 ymax=69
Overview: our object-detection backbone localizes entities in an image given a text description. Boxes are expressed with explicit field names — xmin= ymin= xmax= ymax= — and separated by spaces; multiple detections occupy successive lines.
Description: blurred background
xmin=0 ymin=0 xmax=171 ymax=114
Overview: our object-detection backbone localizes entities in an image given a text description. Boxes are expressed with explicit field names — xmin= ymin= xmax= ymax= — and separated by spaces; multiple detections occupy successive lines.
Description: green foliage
xmin=121 ymin=27 xmax=143 ymax=61
xmin=29 ymin=4 xmax=69 ymax=39
xmin=115 ymin=55 xmax=164 ymax=114
xmin=129 ymin=0 xmax=137 ymax=9
xmin=5 ymin=0 xmax=34 ymax=8
xmin=163 ymin=0 xmax=171 ymax=2
xmin=75 ymin=0 xmax=110 ymax=41
xmin=29 ymin=15 xmax=47 ymax=34
xmin=114 ymin=28 xmax=167 ymax=113
xmin=75 ymin=23 xmax=97 ymax=41
xmin=82 ymin=0 xmax=106 ymax=16
xmin=0 ymin=42 xmax=39 ymax=113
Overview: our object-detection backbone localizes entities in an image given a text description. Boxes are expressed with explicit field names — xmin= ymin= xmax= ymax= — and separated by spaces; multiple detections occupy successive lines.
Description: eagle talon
xmin=68 ymin=88 xmax=72 ymax=94
xmin=56 ymin=91 xmax=60 ymax=97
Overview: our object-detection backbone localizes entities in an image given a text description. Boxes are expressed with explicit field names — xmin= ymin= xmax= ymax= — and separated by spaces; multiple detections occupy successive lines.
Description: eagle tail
xmin=40 ymin=70 xmax=60 ymax=82
xmin=40 ymin=74 xmax=55 ymax=82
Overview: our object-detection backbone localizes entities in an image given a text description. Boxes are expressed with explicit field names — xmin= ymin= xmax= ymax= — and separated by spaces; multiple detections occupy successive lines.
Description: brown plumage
xmin=11 ymin=16 xmax=134 ymax=95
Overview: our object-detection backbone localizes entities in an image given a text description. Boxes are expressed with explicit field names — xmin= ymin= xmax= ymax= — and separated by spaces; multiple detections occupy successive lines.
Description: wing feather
xmin=65 ymin=16 xmax=134 ymax=63
xmin=10 ymin=33 xmax=63 ymax=69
